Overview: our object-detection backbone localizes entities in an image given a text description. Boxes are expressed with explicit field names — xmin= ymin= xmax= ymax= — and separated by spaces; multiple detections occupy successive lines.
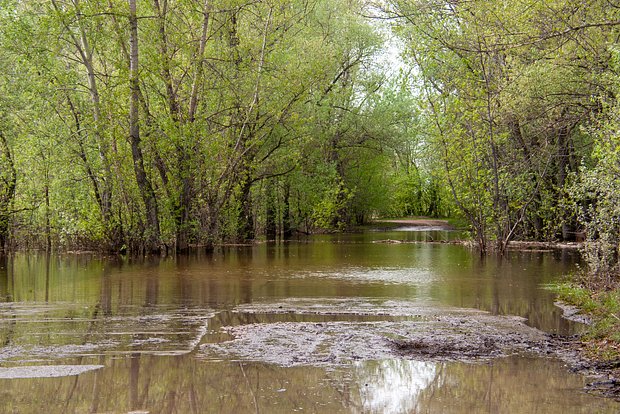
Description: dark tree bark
xmin=129 ymin=0 xmax=161 ymax=253
xmin=282 ymin=180 xmax=293 ymax=240
xmin=557 ymin=123 xmax=577 ymax=241
xmin=265 ymin=179 xmax=277 ymax=240
xmin=237 ymin=171 xmax=255 ymax=242
xmin=0 ymin=132 xmax=15 ymax=253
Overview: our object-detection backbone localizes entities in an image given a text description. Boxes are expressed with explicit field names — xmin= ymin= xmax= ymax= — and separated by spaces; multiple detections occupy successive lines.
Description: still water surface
xmin=0 ymin=230 xmax=618 ymax=413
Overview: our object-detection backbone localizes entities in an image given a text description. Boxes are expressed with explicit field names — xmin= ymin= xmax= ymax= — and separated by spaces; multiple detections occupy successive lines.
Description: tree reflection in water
xmin=0 ymin=245 xmax=618 ymax=413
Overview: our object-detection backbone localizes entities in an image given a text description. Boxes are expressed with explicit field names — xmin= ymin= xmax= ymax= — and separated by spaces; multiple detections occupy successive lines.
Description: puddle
xmin=392 ymin=226 xmax=450 ymax=231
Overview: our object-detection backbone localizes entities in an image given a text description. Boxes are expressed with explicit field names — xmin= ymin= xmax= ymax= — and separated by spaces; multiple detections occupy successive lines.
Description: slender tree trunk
xmin=422 ymin=80 xmax=489 ymax=254
xmin=557 ymin=123 xmax=575 ymax=241
xmin=178 ymin=0 xmax=210 ymax=252
xmin=152 ymin=0 xmax=212 ymax=252
xmin=176 ymin=169 xmax=192 ymax=252
xmin=189 ymin=0 xmax=211 ymax=123
xmin=282 ymin=180 xmax=293 ymax=240
xmin=78 ymin=17 xmax=113 ymax=229
xmin=45 ymin=183 xmax=51 ymax=251
xmin=153 ymin=0 xmax=181 ymax=123
xmin=265 ymin=179 xmax=277 ymax=241
xmin=508 ymin=118 xmax=543 ymax=238
xmin=129 ymin=0 xmax=161 ymax=253
xmin=478 ymin=45 xmax=507 ymax=253
xmin=51 ymin=0 xmax=116 ymax=244
xmin=237 ymin=170 xmax=255 ymax=242
xmin=0 ymin=132 xmax=15 ymax=253
xmin=229 ymin=7 xmax=274 ymax=243
xmin=152 ymin=0 xmax=189 ymax=251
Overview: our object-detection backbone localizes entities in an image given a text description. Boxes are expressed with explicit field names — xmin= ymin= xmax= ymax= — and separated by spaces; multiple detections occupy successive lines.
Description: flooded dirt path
xmin=0 ymin=230 xmax=619 ymax=413
xmin=201 ymin=298 xmax=559 ymax=366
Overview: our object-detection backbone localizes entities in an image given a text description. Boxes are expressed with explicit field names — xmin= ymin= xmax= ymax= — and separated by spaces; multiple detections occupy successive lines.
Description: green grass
xmin=550 ymin=281 xmax=620 ymax=359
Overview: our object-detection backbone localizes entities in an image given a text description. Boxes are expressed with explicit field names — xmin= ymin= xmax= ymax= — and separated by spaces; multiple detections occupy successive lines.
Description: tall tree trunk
xmin=152 ymin=0 xmax=181 ymax=123
xmin=282 ymin=180 xmax=293 ymax=240
xmin=0 ymin=132 xmax=15 ymax=253
xmin=477 ymin=45 xmax=507 ymax=253
xmin=129 ymin=0 xmax=161 ymax=253
xmin=153 ymin=0 xmax=189 ymax=252
xmin=557 ymin=123 xmax=575 ymax=241
xmin=329 ymin=132 xmax=349 ymax=229
xmin=176 ymin=168 xmax=192 ymax=252
xmin=237 ymin=170 xmax=255 ymax=242
xmin=188 ymin=0 xmax=211 ymax=123
xmin=65 ymin=94 xmax=124 ymax=250
xmin=152 ymin=0 xmax=212 ymax=252
xmin=508 ymin=118 xmax=544 ymax=238
xmin=51 ymin=0 xmax=115 ymax=244
xmin=265 ymin=179 xmax=277 ymax=240
xmin=75 ymin=4 xmax=113 ymax=228
xmin=44 ymin=183 xmax=51 ymax=252
xmin=229 ymin=7 xmax=273 ymax=243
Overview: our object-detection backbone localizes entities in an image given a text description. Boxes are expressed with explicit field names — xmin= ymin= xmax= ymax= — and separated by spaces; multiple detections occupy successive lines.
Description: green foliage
xmin=0 ymin=0 xmax=418 ymax=250
xmin=552 ymin=282 xmax=599 ymax=313
xmin=385 ymin=0 xmax=618 ymax=252
xmin=568 ymin=108 xmax=620 ymax=286
xmin=310 ymin=180 xmax=354 ymax=231
xmin=551 ymin=282 xmax=620 ymax=356
xmin=3 ymin=0 xmax=619 ymax=257
xmin=388 ymin=171 xmax=450 ymax=218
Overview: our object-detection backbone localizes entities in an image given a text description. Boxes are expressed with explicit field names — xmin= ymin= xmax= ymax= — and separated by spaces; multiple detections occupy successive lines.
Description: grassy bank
xmin=552 ymin=282 xmax=620 ymax=361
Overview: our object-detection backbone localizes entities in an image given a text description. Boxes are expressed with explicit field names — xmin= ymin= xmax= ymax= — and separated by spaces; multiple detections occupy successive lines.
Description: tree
xmin=129 ymin=0 xmax=161 ymax=253
xmin=384 ymin=0 xmax=618 ymax=253
xmin=0 ymin=0 xmax=448 ymax=251
xmin=0 ymin=129 xmax=16 ymax=252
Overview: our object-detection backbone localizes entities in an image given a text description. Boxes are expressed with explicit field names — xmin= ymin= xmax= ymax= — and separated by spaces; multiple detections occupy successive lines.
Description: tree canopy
xmin=382 ymin=0 xmax=620 ymax=258
xmin=0 ymin=0 xmax=425 ymax=252
xmin=0 ymin=0 xmax=619 ymax=275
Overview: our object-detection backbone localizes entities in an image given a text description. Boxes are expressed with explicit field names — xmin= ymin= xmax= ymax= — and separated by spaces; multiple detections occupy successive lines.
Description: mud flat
xmin=200 ymin=298 xmax=573 ymax=366
xmin=373 ymin=218 xmax=455 ymax=230
xmin=0 ymin=365 xmax=104 ymax=379
xmin=0 ymin=304 xmax=214 ymax=363
xmin=202 ymin=298 xmax=620 ymax=400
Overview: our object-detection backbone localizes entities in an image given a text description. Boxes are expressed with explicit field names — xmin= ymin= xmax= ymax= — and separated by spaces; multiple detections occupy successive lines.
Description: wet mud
xmin=2 ymin=298 xmax=617 ymax=400
xmin=203 ymin=298 xmax=620 ymax=400
xmin=201 ymin=298 xmax=568 ymax=366
xmin=555 ymin=301 xmax=593 ymax=325
xmin=0 ymin=304 xmax=213 ymax=365
xmin=0 ymin=364 xmax=103 ymax=379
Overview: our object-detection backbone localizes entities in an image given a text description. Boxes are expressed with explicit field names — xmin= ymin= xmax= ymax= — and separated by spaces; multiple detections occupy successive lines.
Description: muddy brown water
xmin=0 ymin=229 xmax=619 ymax=413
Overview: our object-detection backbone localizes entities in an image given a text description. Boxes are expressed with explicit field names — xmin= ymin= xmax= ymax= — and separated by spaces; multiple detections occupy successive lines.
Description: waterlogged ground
xmin=0 ymin=229 xmax=619 ymax=413
xmin=201 ymin=299 xmax=555 ymax=366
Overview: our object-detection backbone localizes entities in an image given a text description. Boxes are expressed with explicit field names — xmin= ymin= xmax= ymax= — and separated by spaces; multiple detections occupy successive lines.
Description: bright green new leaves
xmin=0 ymin=0 xmax=414 ymax=250
xmin=386 ymin=0 xmax=620 ymax=253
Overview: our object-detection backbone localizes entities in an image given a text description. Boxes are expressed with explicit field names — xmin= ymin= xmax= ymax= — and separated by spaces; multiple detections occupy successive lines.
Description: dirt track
xmin=376 ymin=218 xmax=454 ymax=229
xmin=200 ymin=298 xmax=569 ymax=366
